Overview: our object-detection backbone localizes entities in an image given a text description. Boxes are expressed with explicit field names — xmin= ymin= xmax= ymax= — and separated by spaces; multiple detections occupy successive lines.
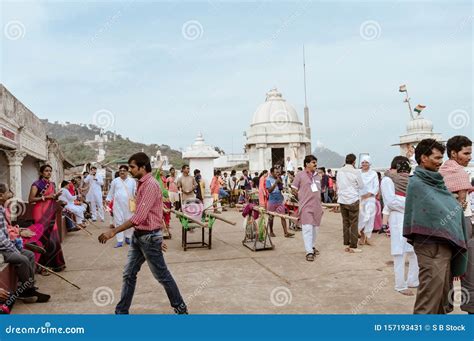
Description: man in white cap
xmin=358 ymin=155 xmax=379 ymax=245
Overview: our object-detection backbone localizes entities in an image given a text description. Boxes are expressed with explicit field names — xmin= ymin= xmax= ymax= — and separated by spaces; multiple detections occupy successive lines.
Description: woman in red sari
xmin=27 ymin=165 xmax=66 ymax=274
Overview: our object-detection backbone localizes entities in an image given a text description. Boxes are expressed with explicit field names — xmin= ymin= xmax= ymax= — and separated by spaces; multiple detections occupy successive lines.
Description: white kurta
xmin=84 ymin=174 xmax=104 ymax=221
xmin=380 ymin=177 xmax=414 ymax=255
xmin=358 ymin=169 xmax=379 ymax=237
xmin=58 ymin=188 xmax=86 ymax=223
xmin=380 ymin=176 xmax=419 ymax=291
xmin=106 ymin=177 xmax=136 ymax=243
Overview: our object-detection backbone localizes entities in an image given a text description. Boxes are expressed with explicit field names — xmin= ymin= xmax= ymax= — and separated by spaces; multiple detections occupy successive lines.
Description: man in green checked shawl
xmin=403 ymin=139 xmax=468 ymax=314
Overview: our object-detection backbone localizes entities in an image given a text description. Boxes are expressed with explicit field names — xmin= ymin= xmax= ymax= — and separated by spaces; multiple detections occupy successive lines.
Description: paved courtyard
xmin=14 ymin=209 xmax=463 ymax=314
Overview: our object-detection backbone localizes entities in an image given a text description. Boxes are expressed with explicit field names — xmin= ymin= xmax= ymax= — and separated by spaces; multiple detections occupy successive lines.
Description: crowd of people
xmin=0 ymin=134 xmax=472 ymax=315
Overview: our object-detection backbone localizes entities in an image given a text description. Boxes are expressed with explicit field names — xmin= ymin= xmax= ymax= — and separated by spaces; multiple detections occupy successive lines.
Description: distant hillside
xmin=42 ymin=120 xmax=184 ymax=167
xmin=313 ymin=145 xmax=345 ymax=168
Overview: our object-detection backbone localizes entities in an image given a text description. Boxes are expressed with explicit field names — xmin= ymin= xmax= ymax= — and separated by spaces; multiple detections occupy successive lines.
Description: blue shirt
xmin=266 ymin=176 xmax=284 ymax=204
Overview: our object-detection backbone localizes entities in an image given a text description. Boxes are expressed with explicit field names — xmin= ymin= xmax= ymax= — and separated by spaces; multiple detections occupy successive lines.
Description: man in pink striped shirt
xmin=99 ymin=152 xmax=187 ymax=314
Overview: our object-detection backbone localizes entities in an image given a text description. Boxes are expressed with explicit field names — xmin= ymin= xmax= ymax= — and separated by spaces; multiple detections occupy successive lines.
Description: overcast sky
xmin=1 ymin=0 xmax=472 ymax=167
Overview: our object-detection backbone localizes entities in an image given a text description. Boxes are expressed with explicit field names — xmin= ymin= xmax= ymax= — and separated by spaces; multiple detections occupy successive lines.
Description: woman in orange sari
xmin=258 ymin=170 xmax=269 ymax=208
xmin=27 ymin=165 xmax=65 ymax=274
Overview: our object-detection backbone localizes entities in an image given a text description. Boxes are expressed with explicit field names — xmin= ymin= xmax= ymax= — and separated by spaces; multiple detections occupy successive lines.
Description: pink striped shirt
xmin=130 ymin=173 xmax=163 ymax=231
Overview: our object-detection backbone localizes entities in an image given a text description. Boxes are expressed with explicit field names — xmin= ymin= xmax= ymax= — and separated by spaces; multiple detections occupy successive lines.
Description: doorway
xmin=271 ymin=148 xmax=285 ymax=170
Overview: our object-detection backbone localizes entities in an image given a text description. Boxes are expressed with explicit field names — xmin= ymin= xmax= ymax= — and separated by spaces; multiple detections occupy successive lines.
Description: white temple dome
xmin=251 ymin=88 xmax=301 ymax=126
xmin=406 ymin=116 xmax=434 ymax=133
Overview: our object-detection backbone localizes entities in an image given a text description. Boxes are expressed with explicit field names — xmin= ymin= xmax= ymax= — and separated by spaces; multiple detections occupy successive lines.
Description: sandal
xmin=313 ymin=247 xmax=320 ymax=255
xmin=306 ymin=253 xmax=315 ymax=262
xmin=284 ymin=232 xmax=295 ymax=238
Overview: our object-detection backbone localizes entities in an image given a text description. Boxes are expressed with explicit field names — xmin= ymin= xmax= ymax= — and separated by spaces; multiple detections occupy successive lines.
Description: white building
xmin=0 ymin=84 xmax=73 ymax=200
xmin=393 ymin=113 xmax=443 ymax=155
xmin=245 ymin=88 xmax=311 ymax=172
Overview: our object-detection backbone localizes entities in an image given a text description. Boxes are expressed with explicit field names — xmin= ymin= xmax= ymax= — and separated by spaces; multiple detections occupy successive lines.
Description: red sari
xmin=258 ymin=176 xmax=268 ymax=208
xmin=26 ymin=179 xmax=65 ymax=271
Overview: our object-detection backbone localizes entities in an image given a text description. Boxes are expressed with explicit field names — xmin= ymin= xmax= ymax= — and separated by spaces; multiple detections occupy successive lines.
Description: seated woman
xmin=27 ymin=165 xmax=66 ymax=274
xmin=58 ymin=180 xmax=86 ymax=229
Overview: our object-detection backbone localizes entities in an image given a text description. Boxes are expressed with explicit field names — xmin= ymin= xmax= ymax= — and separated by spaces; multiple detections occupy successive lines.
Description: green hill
xmin=42 ymin=120 xmax=184 ymax=167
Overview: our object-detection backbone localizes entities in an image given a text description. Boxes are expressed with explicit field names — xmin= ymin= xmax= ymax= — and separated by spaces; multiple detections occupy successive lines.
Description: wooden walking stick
xmin=64 ymin=215 xmax=93 ymax=237
xmin=35 ymin=263 xmax=81 ymax=290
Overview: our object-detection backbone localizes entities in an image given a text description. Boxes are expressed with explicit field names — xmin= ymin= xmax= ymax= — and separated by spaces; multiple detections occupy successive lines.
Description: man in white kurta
xmin=381 ymin=158 xmax=419 ymax=296
xmin=84 ymin=166 xmax=104 ymax=222
xmin=358 ymin=155 xmax=379 ymax=245
xmin=58 ymin=183 xmax=86 ymax=225
xmin=106 ymin=166 xmax=137 ymax=247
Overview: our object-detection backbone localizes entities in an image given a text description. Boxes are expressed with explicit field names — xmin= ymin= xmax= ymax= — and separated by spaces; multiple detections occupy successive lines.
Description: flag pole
xmin=404 ymin=87 xmax=414 ymax=120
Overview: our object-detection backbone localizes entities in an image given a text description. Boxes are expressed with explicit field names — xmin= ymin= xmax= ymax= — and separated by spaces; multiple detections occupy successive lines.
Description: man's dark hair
xmin=446 ymin=135 xmax=472 ymax=158
xmin=119 ymin=165 xmax=128 ymax=171
xmin=90 ymin=166 xmax=97 ymax=170
xmin=255 ymin=172 xmax=258 ymax=176
xmin=182 ymin=164 xmax=189 ymax=171
xmin=0 ymin=183 xmax=7 ymax=194
xmin=328 ymin=169 xmax=332 ymax=173
xmin=303 ymin=155 xmax=317 ymax=167
xmin=318 ymin=167 xmax=326 ymax=173
xmin=230 ymin=170 xmax=236 ymax=175
xmin=83 ymin=171 xmax=89 ymax=176
xmin=415 ymin=139 xmax=445 ymax=164
xmin=194 ymin=169 xmax=200 ymax=175
xmin=214 ymin=170 xmax=221 ymax=176
xmin=297 ymin=167 xmax=303 ymax=171
xmin=128 ymin=152 xmax=152 ymax=172
xmin=114 ymin=171 xmax=120 ymax=178
xmin=243 ymin=169 xmax=248 ymax=173
xmin=170 ymin=167 xmax=175 ymax=172
xmin=345 ymin=154 xmax=356 ymax=165
xmin=60 ymin=180 xmax=69 ymax=188
xmin=270 ymin=167 xmax=276 ymax=174
xmin=390 ymin=155 xmax=409 ymax=170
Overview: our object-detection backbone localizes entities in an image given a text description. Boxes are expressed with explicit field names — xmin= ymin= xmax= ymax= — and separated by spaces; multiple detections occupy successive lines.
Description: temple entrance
xmin=271 ymin=148 xmax=285 ymax=170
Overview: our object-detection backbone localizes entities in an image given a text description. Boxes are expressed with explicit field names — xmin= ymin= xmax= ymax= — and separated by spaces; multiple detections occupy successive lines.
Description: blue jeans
xmin=115 ymin=230 xmax=187 ymax=314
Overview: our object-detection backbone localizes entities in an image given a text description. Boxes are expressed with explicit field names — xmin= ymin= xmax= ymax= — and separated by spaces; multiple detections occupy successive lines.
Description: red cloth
xmin=439 ymin=160 xmax=473 ymax=193
xmin=67 ymin=182 xmax=75 ymax=195
xmin=130 ymin=173 xmax=164 ymax=231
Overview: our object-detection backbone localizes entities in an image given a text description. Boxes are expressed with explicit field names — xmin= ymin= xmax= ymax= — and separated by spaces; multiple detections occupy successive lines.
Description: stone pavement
xmin=13 ymin=209 xmax=463 ymax=314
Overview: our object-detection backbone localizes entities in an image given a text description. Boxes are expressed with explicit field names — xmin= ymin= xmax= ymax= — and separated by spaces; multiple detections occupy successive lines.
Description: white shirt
xmin=380 ymin=177 xmax=405 ymax=213
xmin=84 ymin=174 xmax=104 ymax=194
xmin=58 ymin=188 xmax=77 ymax=206
xmin=336 ymin=164 xmax=364 ymax=205
xmin=286 ymin=160 xmax=294 ymax=172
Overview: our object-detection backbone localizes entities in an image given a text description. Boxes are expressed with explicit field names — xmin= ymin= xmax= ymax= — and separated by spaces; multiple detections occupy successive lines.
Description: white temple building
xmin=393 ymin=111 xmax=443 ymax=155
xmin=244 ymin=88 xmax=311 ymax=172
